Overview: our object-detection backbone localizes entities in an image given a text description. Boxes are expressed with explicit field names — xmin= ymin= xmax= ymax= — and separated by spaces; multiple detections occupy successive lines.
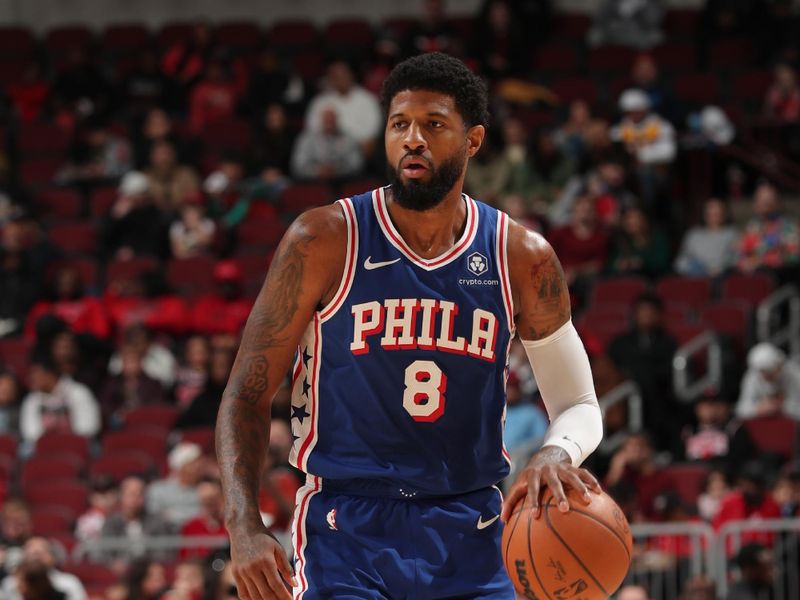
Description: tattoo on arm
xmin=224 ymin=356 xmax=269 ymax=406
xmin=525 ymin=250 xmax=571 ymax=340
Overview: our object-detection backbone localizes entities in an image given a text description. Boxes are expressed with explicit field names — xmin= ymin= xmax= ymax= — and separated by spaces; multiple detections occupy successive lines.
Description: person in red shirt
xmin=7 ymin=63 xmax=50 ymax=123
xmin=764 ymin=63 xmax=800 ymax=122
xmin=179 ymin=479 xmax=227 ymax=559
xmin=190 ymin=260 xmax=253 ymax=336
xmin=188 ymin=58 xmax=240 ymax=136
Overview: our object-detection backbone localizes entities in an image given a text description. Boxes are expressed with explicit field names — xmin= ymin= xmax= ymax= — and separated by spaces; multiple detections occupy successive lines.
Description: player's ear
xmin=465 ymin=124 xmax=485 ymax=158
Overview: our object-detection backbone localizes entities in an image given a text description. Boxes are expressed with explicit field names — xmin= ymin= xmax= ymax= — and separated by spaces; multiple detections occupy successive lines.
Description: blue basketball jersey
xmin=288 ymin=187 xmax=515 ymax=497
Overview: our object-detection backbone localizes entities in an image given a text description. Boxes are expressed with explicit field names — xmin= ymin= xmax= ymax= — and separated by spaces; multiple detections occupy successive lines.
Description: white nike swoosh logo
xmin=477 ymin=515 xmax=499 ymax=530
xmin=364 ymin=256 xmax=401 ymax=270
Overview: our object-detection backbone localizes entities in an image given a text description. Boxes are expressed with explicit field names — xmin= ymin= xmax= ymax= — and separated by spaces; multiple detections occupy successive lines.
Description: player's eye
xmin=430 ymin=121 xmax=443 ymax=128
xmin=392 ymin=121 xmax=407 ymax=129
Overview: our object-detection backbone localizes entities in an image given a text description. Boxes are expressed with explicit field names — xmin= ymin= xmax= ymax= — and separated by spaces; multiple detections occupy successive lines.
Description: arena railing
xmin=757 ymin=284 xmax=800 ymax=357
xmin=672 ymin=330 xmax=722 ymax=403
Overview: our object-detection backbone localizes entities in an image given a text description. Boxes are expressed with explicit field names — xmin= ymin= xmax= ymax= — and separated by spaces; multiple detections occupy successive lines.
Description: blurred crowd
xmin=0 ymin=0 xmax=798 ymax=598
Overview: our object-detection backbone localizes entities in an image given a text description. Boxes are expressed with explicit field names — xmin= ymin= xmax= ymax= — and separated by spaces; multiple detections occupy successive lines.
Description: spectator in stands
xmin=587 ymin=0 xmax=664 ymax=48
xmin=680 ymin=576 xmax=717 ymax=600
xmin=133 ymin=108 xmax=188 ymax=171
xmin=608 ymin=294 xmax=679 ymax=447
xmin=553 ymin=100 xmax=603 ymax=168
xmin=0 ymin=212 xmax=43 ymax=338
xmin=108 ymin=324 xmax=177 ymax=390
xmin=13 ymin=558 xmax=66 ymax=600
xmin=188 ymin=56 xmax=240 ymax=135
xmin=498 ymin=195 xmax=542 ymax=233
xmin=51 ymin=48 xmax=112 ymax=125
xmin=124 ymin=558 xmax=167 ymax=600
xmin=146 ymin=442 xmax=203 ymax=528
xmin=677 ymin=388 xmax=755 ymax=473
xmin=472 ymin=0 xmax=527 ymax=79
xmin=771 ymin=468 xmax=800 ymax=517
xmin=630 ymin=53 xmax=679 ymax=125
xmin=713 ymin=461 xmax=780 ymax=546
xmin=161 ymin=21 xmax=214 ymax=110
xmin=7 ymin=62 xmax=50 ymax=123
xmin=528 ymin=129 xmax=576 ymax=212
xmin=736 ymin=181 xmax=800 ymax=274
xmin=20 ymin=352 xmax=99 ymax=446
xmin=190 ymin=261 xmax=252 ymax=337
xmin=252 ymin=103 xmax=295 ymax=179
xmin=291 ymin=106 xmax=364 ymax=181
xmin=174 ymin=348 xmax=233 ymax=430
xmin=608 ymin=206 xmax=671 ymax=278
xmin=169 ymin=192 xmax=216 ymax=259
xmin=605 ymin=432 xmax=674 ymax=520
xmin=74 ymin=476 xmax=118 ymax=545
xmin=120 ymin=51 xmax=168 ymax=119
xmin=0 ymin=499 xmax=33 ymax=579
xmin=174 ymin=335 xmax=209 ymax=412
xmin=726 ymin=543 xmax=775 ymax=600
xmin=404 ymin=0 xmax=459 ymax=57
xmin=764 ymin=62 xmax=800 ymax=122
xmin=304 ymin=60 xmax=382 ymax=158
xmin=611 ymin=89 xmax=676 ymax=217
xmin=245 ymin=49 xmax=303 ymax=116
xmin=98 ymin=343 xmax=166 ymax=429
xmin=49 ymin=329 xmax=104 ymax=392
xmin=161 ymin=560 xmax=204 ymax=600
xmin=57 ymin=117 xmax=133 ymax=185
xmin=1 ymin=537 xmax=86 ymax=600
xmin=617 ymin=585 xmax=652 ymax=600
xmin=736 ymin=342 xmax=800 ymax=421
xmin=145 ymin=140 xmax=201 ymax=215
xmin=0 ymin=371 xmax=21 ymax=436
xmin=100 ymin=476 xmax=172 ymax=566
xmin=179 ymin=479 xmax=226 ymax=559
xmin=697 ymin=468 xmax=731 ymax=522
xmin=674 ymin=198 xmax=739 ymax=277
xmin=259 ymin=421 xmax=302 ymax=533
xmin=101 ymin=171 xmax=169 ymax=260
xmin=503 ymin=372 xmax=548 ymax=456
xmin=103 ymin=271 xmax=190 ymax=338
xmin=24 ymin=264 xmax=110 ymax=342
xmin=548 ymin=195 xmax=611 ymax=301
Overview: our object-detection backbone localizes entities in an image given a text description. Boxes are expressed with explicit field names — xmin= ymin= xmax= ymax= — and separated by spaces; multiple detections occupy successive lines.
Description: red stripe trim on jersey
xmin=291 ymin=351 xmax=302 ymax=388
xmin=373 ymin=187 xmax=479 ymax=270
xmin=296 ymin=314 xmax=321 ymax=470
xmin=497 ymin=212 xmax=515 ymax=333
xmin=292 ymin=475 xmax=321 ymax=599
xmin=319 ymin=198 xmax=358 ymax=321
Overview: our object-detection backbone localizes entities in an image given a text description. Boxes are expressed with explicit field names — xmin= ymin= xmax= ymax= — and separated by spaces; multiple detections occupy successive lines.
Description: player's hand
xmin=501 ymin=446 xmax=601 ymax=523
xmin=230 ymin=527 xmax=295 ymax=600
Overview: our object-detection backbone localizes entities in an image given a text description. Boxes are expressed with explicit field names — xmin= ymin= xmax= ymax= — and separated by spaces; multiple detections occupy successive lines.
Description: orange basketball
xmin=502 ymin=487 xmax=633 ymax=600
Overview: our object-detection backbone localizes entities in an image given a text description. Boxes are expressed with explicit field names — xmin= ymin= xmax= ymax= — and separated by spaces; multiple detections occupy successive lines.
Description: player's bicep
xmin=509 ymin=226 xmax=572 ymax=341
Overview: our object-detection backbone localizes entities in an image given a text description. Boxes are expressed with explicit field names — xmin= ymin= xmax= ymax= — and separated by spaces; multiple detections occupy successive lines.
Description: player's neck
xmin=385 ymin=187 xmax=467 ymax=259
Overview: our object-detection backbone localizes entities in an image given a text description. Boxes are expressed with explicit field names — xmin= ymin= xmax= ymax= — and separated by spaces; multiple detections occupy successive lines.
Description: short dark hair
xmin=380 ymin=52 xmax=489 ymax=128
xmin=634 ymin=292 xmax=664 ymax=313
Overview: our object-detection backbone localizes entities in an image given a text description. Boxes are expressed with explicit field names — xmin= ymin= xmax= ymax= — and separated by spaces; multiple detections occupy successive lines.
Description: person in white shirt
xmin=737 ymin=342 xmax=800 ymax=420
xmin=20 ymin=354 xmax=100 ymax=446
xmin=304 ymin=60 xmax=382 ymax=158
xmin=1 ymin=537 xmax=87 ymax=600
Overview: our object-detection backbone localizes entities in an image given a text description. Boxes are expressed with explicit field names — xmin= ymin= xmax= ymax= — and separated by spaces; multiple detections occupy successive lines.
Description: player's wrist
xmin=528 ymin=445 xmax=571 ymax=467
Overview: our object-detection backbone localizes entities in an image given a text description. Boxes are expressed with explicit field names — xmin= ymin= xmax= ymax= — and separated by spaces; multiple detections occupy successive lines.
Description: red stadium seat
xmin=22 ymin=455 xmax=83 ymax=492
xmin=590 ymin=277 xmax=648 ymax=307
xmin=19 ymin=121 xmax=71 ymax=158
xmin=292 ymin=54 xmax=325 ymax=82
xmin=179 ymin=427 xmax=216 ymax=453
xmin=167 ymin=256 xmax=217 ymax=299
xmin=237 ymin=218 xmax=287 ymax=250
xmin=0 ymin=337 xmax=33 ymax=381
xmin=101 ymin=23 xmax=150 ymax=53
xmin=0 ymin=62 xmax=27 ymax=86
xmin=674 ymin=73 xmax=720 ymax=106
xmin=663 ymin=463 xmax=710 ymax=505
xmin=664 ymin=9 xmax=700 ymax=36
xmin=157 ymin=21 xmax=195 ymax=48
xmin=235 ymin=254 xmax=270 ymax=286
xmin=744 ymin=415 xmax=798 ymax=461
xmin=588 ymin=46 xmax=637 ymax=72
xmin=711 ymin=39 xmax=754 ymax=69
xmin=733 ymin=70 xmax=774 ymax=104
xmin=550 ymin=78 xmax=598 ymax=105
xmin=31 ymin=506 xmax=75 ymax=536
xmin=381 ymin=17 xmax=418 ymax=39
xmin=0 ymin=455 xmax=13 ymax=483
xmin=201 ymin=119 xmax=252 ymax=152
xmin=445 ymin=16 xmax=474 ymax=45
xmin=19 ymin=159 xmax=62 ymax=187
xmin=89 ymin=186 xmax=118 ymax=218
xmin=699 ymin=302 xmax=750 ymax=351
xmin=325 ymin=19 xmax=374 ymax=49
xmin=35 ymin=432 xmax=91 ymax=465
xmin=652 ymin=42 xmax=696 ymax=72
xmin=535 ymin=44 xmax=580 ymax=74
xmin=268 ymin=20 xmax=318 ymax=51
xmin=47 ymin=258 xmax=99 ymax=290
xmin=0 ymin=435 xmax=17 ymax=462
xmin=280 ymin=183 xmax=333 ymax=215
xmin=666 ymin=322 xmax=708 ymax=345
xmin=656 ymin=276 xmax=712 ymax=309
xmin=721 ymin=272 xmax=776 ymax=307
xmin=104 ymin=428 xmax=168 ymax=468
xmin=45 ymin=26 xmax=94 ymax=53
xmin=27 ymin=481 xmax=89 ymax=514
xmin=215 ymin=22 xmax=263 ymax=50
xmin=339 ymin=179 xmax=384 ymax=200
xmin=63 ymin=563 xmax=118 ymax=588
xmin=552 ymin=13 xmax=591 ymax=38
xmin=0 ymin=27 xmax=35 ymax=58
xmin=90 ymin=451 xmax=153 ymax=481
xmin=124 ymin=404 xmax=179 ymax=431
xmin=105 ymin=256 xmax=159 ymax=285
xmin=35 ymin=189 xmax=82 ymax=219
xmin=48 ymin=222 xmax=97 ymax=254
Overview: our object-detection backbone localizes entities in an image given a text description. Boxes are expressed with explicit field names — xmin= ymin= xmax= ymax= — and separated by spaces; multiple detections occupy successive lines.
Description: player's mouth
xmin=400 ymin=156 xmax=430 ymax=179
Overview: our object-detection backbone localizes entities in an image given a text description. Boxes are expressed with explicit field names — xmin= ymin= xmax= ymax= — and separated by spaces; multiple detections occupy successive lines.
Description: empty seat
xmin=47 ymin=258 xmax=99 ymax=290
xmin=63 ymin=563 xmax=118 ymax=588
xmin=237 ymin=218 xmax=286 ymax=250
xmin=22 ymin=455 xmax=83 ymax=492
xmin=552 ymin=13 xmax=591 ymax=38
xmin=167 ymin=256 xmax=217 ymax=299
xmin=673 ymin=73 xmax=720 ymax=106
xmin=201 ymin=119 xmax=252 ymax=151
xmin=19 ymin=121 xmax=71 ymax=158
xmin=45 ymin=26 xmax=94 ymax=53
xmin=710 ymin=39 xmax=754 ymax=69
xmin=101 ymin=23 xmax=150 ymax=53
xmin=588 ymin=46 xmax=637 ymax=72
xmin=380 ymin=17 xmax=418 ymax=39
xmin=124 ymin=404 xmax=179 ymax=431
xmin=652 ymin=42 xmax=696 ymax=72
xmin=663 ymin=9 xmax=700 ymax=36
xmin=656 ymin=276 xmax=712 ymax=309
xmin=215 ymin=22 xmax=262 ymax=50
xmin=26 ymin=481 xmax=89 ymax=514
xmin=292 ymin=53 xmax=325 ymax=82
xmin=550 ymin=78 xmax=598 ymax=105
xmin=104 ymin=428 xmax=168 ymax=466
xmin=721 ymin=273 xmax=776 ymax=307
xmin=0 ymin=338 xmax=32 ymax=380
xmin=35 ymin=189 xmax=82 ymax=219
xmin=35 ymin=432 xmax=91 ymax=465
xmin=699 ymin=302 xmax=750 ymax=351
xmin=732 ymin=70 xmax=774 ymax=104
xmin=48 ymin=222 xmax=97 ymax=254
xmin=32 ymin=506 xmax=75 ymax=536
xmin=324 ymin=19 xmax=374 ymax=49
xmin=19 ymin=159 xmax=62 ymax=187
xmin=0 ymin=27 xmax=35 ymax=58
xmin=157 ymin=21 xmax=195 ymax=48
xmin=268 ymin=21 xmax=318 ymax=51
xmin=743 ymin=415 xmax=798 ymax=461
xmin=590 ymin=277 xmax=648 ymax=307
xmin=105 ymin=257 xmax=159 ymax=285
xmin=663 ymin=463 xmax=710 ymax=505
xmin=179 ymin=427 xmax=215 ymax=453
xmin=89 ymin=186 xmax=118 ymax=218
xmin=280 ymin=183 xmax=333 ymax=215
xmin=535 ymin=44 xmax=580 ymax=73
xmin=666 ymin=322 xmax=708 ymax=345
xmin=90 ymin=451 xmax=152 ymax=481
xmin=0 ymin=435 xmax=17 ymax=462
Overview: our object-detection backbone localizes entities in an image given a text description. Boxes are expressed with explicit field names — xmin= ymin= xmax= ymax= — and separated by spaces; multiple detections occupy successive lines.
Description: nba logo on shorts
xmin=326 ymin=508 xmax=338 ymax=531
xmin=467 ymin=252 xmax=488 ymax=276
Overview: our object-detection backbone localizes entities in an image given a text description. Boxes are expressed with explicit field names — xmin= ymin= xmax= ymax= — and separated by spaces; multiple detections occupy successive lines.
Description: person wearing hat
xmin=146 ymin=443 xmax=204 ymax=529
xmin=610 ymin=88 xmax=676 ymax=218
xmin=736 ymin=342 xmax=800 ymax=420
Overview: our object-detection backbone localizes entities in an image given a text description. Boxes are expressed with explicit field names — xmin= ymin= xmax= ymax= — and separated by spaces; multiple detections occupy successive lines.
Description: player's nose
xmin=402 ymin=122 xmax=427 ymax=152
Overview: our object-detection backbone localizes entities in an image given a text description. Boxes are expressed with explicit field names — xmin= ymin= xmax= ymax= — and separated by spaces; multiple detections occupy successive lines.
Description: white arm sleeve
xmin=521 ymin=320 xmax=603 ymax=466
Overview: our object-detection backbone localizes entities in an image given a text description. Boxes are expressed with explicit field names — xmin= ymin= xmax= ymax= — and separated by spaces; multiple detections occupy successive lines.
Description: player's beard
xmin=387 ymin=146 xmax=466 ymax=212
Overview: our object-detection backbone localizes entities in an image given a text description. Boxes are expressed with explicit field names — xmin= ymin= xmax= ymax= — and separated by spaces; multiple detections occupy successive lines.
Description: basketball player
xmin=217 ymin=52 xmax=603 ymax=599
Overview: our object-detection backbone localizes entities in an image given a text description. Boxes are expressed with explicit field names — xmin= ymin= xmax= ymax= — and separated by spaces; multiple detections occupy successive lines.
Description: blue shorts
xmin=291 ymin=477 xmax=515 ymax=600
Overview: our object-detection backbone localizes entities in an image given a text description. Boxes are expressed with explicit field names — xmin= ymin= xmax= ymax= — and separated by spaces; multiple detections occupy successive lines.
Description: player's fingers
xmin=527 ymin=470 xmax=543 ymax=519
xmin=263 ymin=562 xmax=293 ymax=600
xmin=275 ymin=547 xmax=298 ymax=589
xmin=236 ymin=574 xmax=261 ymax=600
xmin=544 ymin=466 xmax=569 ymax=513
xmin=559 ymin=469 xmax=592 ymax=505
xmin=578 ymin=468 xmax=602 ymax=493
xmin=501 ymin=484 xmax=526 ymax=523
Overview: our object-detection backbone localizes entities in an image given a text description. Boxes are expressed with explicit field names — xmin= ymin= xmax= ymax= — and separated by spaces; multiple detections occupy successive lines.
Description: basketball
xmin=502 ymin=487 xmax=633 ymax=600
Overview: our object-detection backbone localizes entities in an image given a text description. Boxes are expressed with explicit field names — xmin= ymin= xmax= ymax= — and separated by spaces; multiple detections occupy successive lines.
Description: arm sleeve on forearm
xmin=521 ymin=320 xmax=603 ymax=466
